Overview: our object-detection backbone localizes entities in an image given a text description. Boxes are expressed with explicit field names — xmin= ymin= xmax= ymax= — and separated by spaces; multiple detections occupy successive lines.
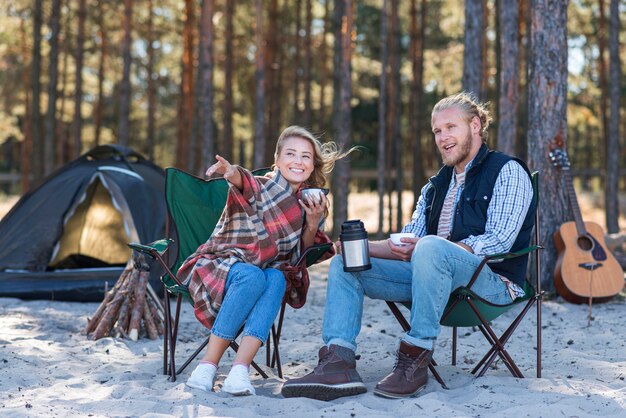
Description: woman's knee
xmin=265 ymin=268 xmax=287 ymax=294
xmin=229 ymin=263 xmax=267 ymax=295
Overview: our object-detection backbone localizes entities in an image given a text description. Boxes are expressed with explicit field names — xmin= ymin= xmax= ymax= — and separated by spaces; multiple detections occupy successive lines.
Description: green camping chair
xmin=385 ymin=171 xmax=543 ymax=386
xmin=128 ymin=167 xmax=332 ymax=382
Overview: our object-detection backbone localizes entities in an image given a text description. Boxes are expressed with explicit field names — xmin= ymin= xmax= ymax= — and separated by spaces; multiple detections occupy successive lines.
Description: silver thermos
xmin=340 ymin=220 xmax=371 ymax=272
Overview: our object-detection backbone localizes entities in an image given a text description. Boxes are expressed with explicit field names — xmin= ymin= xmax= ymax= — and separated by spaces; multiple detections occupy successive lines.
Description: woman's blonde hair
xmin=273 ymin=125 xmax=357 ymax=188
xmin=432 ymin=92 xmax=492 ymax=143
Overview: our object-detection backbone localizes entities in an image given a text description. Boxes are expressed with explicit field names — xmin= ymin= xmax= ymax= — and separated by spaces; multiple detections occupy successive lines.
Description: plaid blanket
xmin=178 ymin=167 xmax=332 ymax=329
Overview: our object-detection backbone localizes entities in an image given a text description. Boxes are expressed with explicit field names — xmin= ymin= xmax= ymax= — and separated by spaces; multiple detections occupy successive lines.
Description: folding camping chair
xmin=128 ymin=167 xmax=332 ymax=382
xmin=385 ymin=171 xmax=544 ymax=385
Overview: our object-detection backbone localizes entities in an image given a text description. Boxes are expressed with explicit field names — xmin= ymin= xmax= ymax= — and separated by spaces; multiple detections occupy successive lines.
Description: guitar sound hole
xmin=577 ymin=235 xmax=594 ymax=251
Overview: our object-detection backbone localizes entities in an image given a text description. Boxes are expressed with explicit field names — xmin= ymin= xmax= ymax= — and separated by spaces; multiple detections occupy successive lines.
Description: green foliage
xmin=0 ymin=0 xmax=622 ymax=195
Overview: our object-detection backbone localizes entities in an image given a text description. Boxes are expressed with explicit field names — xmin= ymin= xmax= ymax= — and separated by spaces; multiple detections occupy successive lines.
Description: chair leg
xmin=271 ymin=302 xmax=287 ymax=369
xmin=172 ymin=294 xmax=183 ymax=355
xmin=176 ymin=335 xmax=210 ymax=376
xmin=452 ymin=327 xmax=457 ymax=366
xmin=472 ymin=298 xmax=535 ymax=376
xmin=466 ymin=300 xmax=524 ymax=378
xmin=428 ymin=362 xmax=449 ymax=390
xmin=536 ymin=293 xmax=542 ymax=378
xmin=271 ymin=324 xmax=283 ymax=379
xmin=164 ymin=292 xmax=177 ymax=381
xmin=266 ymin=332 xmax=271 ymax=367
xmin=163 ymin=288 xmax=170 ymax=376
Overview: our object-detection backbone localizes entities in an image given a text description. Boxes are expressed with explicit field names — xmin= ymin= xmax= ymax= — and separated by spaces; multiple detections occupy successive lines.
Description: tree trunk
xmin=331 ymin=0 xmax=353 ymax=238
xmin=497 ymin=0 xmax=520 ymax=156
xmin=57 ymin=18 xmax=70 ymax=167
xmin=605 ymin=0 xmax=620 ymax=233
xmin=94 ymin=0 xmax=106 ymax=148
xmin=293 ymin=0 xmax=302 ymax=124
xmin=303 ymin=0 xmax=313 ymax=127
xmin=390 ymin=0 xmax=403 ymax=232
xmin=31 ymin=0 xmax=43 ymax=183
xmin=481 ymin=0 xmax=489 ymax=101
xmin=20 ymin=17 xmax=32 ymax=192
xmin=253 ymin=0 xmax=267 ymax=169
xmin=266 ymin=0 xmax=280 ymax=165
xmin=72 ymin=0 xmax=86 ymax=159
xmin=597 ymin=0 xmax=609 ymax=168
xmin=527 ymin=0 xmax=569 ymax=290
xmin=318 ymin=0 xmax=331 ymax=131
xmin=176 ymin=0 xmax=195 ymax=169
xmin=198 ymin=0 xmax=215 ymax=172
xmin=118 ymin=0 xmax=133 ymax=147
xmin=146 ymin=0 xmax=156 ymax=161
xmin=377 ymin=0 xmax=389 ymax=239
xmin=410 ymin=0 xmax=427 ymax=202
xmin=223 ymin=0 xmax=235 ymax=162
xmin=43 ymin=0 xmax=62 ymax=176
xmin=462 ymin=0 xmax=485 ymax=98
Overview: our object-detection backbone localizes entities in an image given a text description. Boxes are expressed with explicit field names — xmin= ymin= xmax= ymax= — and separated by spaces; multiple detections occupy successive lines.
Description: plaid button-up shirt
xmin=402 ymin=159 xmax=533 ymax=298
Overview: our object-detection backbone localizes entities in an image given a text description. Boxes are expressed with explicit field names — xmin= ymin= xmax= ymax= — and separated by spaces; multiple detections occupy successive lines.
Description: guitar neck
xmin=563 ymin=168 xmax=588 ymax=236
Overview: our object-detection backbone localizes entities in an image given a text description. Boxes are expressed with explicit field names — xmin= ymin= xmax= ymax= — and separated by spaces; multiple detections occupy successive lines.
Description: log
xmin=87 ymin=260 xmax=165 ymax=342
xmin=143 ymin=302 xmax=159 ymax=340
xmin=116 ymin=295 xmax=132 ymax=333
xmin=147 ymin=296 xmax=164 ymax=335
xmin=86 ymin=263 xmax=133 ymax=334
xmin=128 ymin=269 xmax=149 ymax=341
xmin=90 ymin=281 xmax=129 ymax=340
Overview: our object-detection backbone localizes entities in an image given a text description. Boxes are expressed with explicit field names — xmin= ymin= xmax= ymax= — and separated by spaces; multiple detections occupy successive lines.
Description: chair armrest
xmin=295 ymin=243 xmax=334 ymax=268
xmin=484 ymin=245 xmax=544 ymax=261
xmin=127 ymin=238 xmax=174 ymax=259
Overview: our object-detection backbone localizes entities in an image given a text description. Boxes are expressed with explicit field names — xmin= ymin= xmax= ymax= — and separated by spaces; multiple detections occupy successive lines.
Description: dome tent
xmin=0 ymin=144 xmax=166 ymax=301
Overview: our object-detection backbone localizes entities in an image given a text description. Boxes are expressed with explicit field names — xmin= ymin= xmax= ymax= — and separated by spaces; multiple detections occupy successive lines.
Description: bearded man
xmin=281 ymin=92 xmax=535 ymax=400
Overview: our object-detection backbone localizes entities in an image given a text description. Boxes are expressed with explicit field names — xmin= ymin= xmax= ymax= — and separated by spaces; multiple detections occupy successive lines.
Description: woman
xmin=181 ymin=126 xmax=354 ymax=395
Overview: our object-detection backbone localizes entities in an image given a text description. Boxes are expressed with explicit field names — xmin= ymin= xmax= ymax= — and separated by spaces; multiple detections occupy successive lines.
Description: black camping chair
xmin=129 ymin=168 xmax=331 ymax=381
xmin=385 ymin=171 xmax=544 ymax=386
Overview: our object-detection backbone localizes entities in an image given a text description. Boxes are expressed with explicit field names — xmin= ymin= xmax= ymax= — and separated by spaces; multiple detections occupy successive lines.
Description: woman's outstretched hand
xmin=206 ymin=155 xmax=236 ymax=178
xmin=206 ymin=155 xmax=243 ymax=189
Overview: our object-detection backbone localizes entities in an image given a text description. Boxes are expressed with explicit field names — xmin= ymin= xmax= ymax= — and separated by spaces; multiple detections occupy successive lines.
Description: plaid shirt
xmin=402 ymin=160 xmax=532 ymax=298
xmin=178 ymin=167 xmax=332 ymax=329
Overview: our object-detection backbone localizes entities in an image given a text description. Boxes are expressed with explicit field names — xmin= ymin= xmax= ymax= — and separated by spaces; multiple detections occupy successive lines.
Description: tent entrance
xmin=49 ymin=178 xmax=132 ymax=270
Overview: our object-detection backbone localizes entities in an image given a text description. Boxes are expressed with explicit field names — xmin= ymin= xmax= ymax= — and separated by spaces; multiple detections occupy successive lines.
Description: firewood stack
xmin=87 ymin=258 xmax=164 ymax=341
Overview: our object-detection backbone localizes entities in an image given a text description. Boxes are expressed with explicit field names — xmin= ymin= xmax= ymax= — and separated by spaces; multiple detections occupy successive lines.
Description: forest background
xmin=0 ymin=0 xmax=624 ymax=289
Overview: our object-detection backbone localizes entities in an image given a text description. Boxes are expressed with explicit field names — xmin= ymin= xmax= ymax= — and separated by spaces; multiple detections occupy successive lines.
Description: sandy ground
xmin=1 ymin=259 xmax=625 ymax=418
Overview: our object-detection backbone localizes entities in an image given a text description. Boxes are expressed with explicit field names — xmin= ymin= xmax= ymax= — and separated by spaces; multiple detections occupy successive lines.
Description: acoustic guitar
xmin=550 ymin=148 xmax=623 ymax=304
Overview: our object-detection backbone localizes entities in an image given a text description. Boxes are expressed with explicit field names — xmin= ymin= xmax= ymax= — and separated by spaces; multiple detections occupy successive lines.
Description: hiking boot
xmin=281 ymin=344 xmax=366 ymax=401
xmin=373 ymin=341 xmax=433 ymax=399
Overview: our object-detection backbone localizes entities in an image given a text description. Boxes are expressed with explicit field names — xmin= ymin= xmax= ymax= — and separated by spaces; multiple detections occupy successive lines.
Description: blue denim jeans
xmin=211 ymin=262 xmax=286 ymax=343
xmin=323 ymin=235 xmax=513 ymax=351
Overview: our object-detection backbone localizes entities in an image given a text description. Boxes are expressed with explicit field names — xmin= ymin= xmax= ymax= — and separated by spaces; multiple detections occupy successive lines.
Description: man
xmin=281 ymin=92 xmax=535 ymax=400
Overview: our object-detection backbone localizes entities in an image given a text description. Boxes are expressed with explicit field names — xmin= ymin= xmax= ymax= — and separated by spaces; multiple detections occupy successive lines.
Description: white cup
xmin=389 ymin=232 xmax=416 ymax=246
xmin=301 ymin=188 xmax=329 ymax=203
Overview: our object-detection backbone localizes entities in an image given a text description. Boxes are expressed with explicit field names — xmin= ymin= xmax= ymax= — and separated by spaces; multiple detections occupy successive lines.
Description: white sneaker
xmin=222 ymin=365 xmax=255 ymax=396
xmin=186 ymin=363 xmax=217 ymax=392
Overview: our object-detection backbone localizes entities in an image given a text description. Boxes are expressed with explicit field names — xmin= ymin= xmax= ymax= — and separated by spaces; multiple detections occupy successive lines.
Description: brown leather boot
xmin=281 ymin=344 xmax=366 ymax=401
xmin=373 ymin=341 xmax=433 ymax=399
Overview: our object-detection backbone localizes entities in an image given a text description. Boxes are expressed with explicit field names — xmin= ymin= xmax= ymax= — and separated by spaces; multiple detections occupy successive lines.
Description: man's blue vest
xmin=423 ymin=144 xmax=536 ymax=287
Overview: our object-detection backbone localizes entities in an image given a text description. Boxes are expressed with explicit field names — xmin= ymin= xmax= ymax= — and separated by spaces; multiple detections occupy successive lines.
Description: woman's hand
xmin=206 ymin=155 xmax=236 ymax=178
xmin=299 ymin=192 xmax=327 ymax=229
xmin=206 ymin=155 xmax=242 ymax=189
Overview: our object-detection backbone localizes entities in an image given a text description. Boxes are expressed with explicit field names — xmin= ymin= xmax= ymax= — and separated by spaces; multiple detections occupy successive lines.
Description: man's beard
xmin=441 ymin=132 xmax=473 ymax=167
